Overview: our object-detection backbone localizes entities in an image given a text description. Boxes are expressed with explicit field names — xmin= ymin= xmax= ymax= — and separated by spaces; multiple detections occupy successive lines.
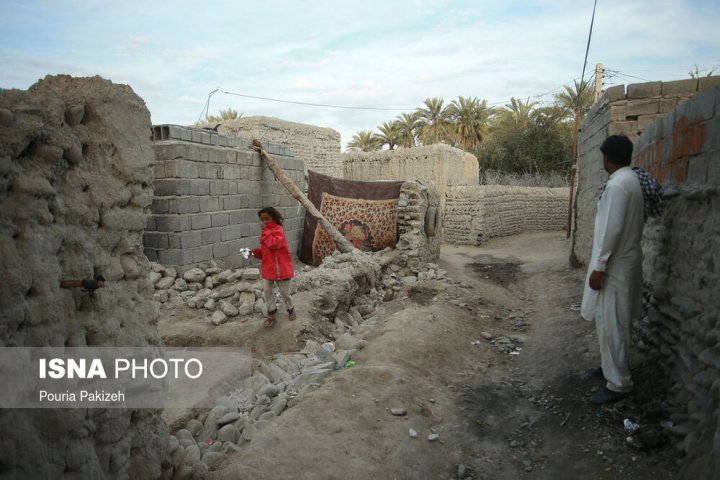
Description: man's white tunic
xmin=581 ymin=166 xmax=644 ymax=392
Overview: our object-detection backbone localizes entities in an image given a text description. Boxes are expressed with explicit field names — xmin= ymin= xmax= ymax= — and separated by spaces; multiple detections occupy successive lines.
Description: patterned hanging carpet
xmin=299 ymin=171 xmax=404 ymax=265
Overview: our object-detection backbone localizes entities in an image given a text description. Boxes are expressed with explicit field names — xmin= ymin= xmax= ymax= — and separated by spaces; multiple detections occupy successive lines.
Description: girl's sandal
xmin=263 ymin=311 xmax=277 ymax=328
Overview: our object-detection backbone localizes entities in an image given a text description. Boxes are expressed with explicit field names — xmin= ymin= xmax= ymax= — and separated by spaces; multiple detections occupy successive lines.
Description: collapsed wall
xmin=444 ymin=186 xmax=569 ymax=245
xmin=571 ymin=76 xmax=720 ymax=264
xmin=342 ymin=144 xmax=479 ymax=200
xmin=631 ymin=86 xmax=720 ymax=479
xmin=145 ymin=125 xmax=305 ymax=274
xmin=0 ymin=76 xmax=167 ymax=478
xmin=209 ymin=116 xmax=343 ymax=178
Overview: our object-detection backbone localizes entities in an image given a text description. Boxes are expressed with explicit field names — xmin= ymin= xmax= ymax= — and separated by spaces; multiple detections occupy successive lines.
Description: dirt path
xmin=163 ymin=232 xmax=678 ymax=479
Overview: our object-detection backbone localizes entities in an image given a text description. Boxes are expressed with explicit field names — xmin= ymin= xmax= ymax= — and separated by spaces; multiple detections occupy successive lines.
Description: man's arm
xmin=589 ymin=183 xmax=629 ymax=290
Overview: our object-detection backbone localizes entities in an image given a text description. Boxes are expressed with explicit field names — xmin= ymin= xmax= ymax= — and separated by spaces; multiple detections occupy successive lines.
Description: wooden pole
xmin=566 ymin=108 xmax=581 ymax=238
xmin=250 ymin=140 xmax=356 ymax=254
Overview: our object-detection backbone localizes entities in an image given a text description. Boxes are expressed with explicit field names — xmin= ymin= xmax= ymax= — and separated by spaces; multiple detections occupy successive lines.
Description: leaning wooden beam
xmin=250 ymin=139 xmax=356 ymax=254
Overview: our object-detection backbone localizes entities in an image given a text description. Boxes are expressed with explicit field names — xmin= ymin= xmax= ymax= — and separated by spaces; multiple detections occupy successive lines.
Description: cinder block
xmin=192 ymin=245 xmax=214 ymax=263
xmin=223 ymin=195 xmax=248 ymax=210
xmin=228 ymin=181 xmax=237 ymax=195
xmin=637 ymin=114 xmax=663 ymax=132
xmin=164 ymin=160 xmax=199 ymax=179
xmin=212 ymin=242 xmax=229 ymax=259
xmin=222 ymin=225 xmax=243 ymax=241
xmin=151 ymin=198 xmax=169 ymax=214
xmin=144 ymin=248 xmax=158 ymax=262
xmin=159 ymin=248 xmax=194 ymax=266
xmin=189 ymin=180 xmax=210 ymax=196
xmin=210 ymin=180 xmax=229 ymax=196
xmin=154 ymin=179 xmax=190 ymax=196
xmin=155 ymin=215 xmax=190 ymax=232
xmin=170 ymin=197 xmax=200 ymax=214
xmin=261 ymin=195 xmax=273 ymax=207
xmin=198 ymin=164 xmax=220 ymax=179
xmin=199 ymin=196 xmax=220 ymax=212
xmin=191 ymin=214 xmax=211 ymax=230
xmin=610 ymin=105 xmax=626 ymax=121
xmin=626 ymin=98 xmax=660 ymax=117
xmin=608 ymin=120 xmax=639 ymax=138
xmin=606 ymin=85 xmax=626 ymax=101
xmin=187 ymin=144 xmax=208 ymax=162
xmin=698 ymin=76 xmax=720 ymax=92
xmin=191 ymin=130 xmax=203 ymax=143
xmin=249 ymin=167 xmax=264 ymax=181
xmin=153 ymin=142 xmax=188 ymax=161
xmin=237 ymin=151 xmax=254 ymax=166
xmin=201 ymin=228 xmax=222 ymax=245
xmin=248 ymin=195 xmax=261 ymax=208
xmin=222 ymin=165 xmax=240 ymax=179
xmin=201 ymin=132 xmax=211 ymax=144
xmin=225 ymin=150 xmax=238 ymax=164
xmin=627 ymin=81 xmax=662 ymax=99
xmin=662 ymin=78 xmax=698 ymax=96
xmin=660 ymin=97 xmax=682 ymax=113
xmin=143 ymin=232 xmax=168 ymax=249
xmin=168 ymin=230 xmax=202 ymax=249
xmin=237 ymin=181 xmax=254 ymax=194
xmin=146 ymin=216 xmax=157 ymax=231
xmin=228 ymin=211 xmax=243 ymax=224
xmin=211 ymin=212 xmax=229 ymax=227
xmin=152 ymin=163 xmax=165 ymax=179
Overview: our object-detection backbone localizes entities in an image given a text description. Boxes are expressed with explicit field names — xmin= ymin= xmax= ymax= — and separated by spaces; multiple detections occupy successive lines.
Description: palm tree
xmin=498 ymin=97 xmax=539 ymax=129
xmin=395 ymin=112 xmax=421 ymax=148
xmin=206 ymin=108 xmax=239 ymax=123
xmin=375 ymin=121 xmax=401 ymax=150
xmin=446 ymin=96 xmax=493 ymax=149
xmin=416 ymin=97 xmax=452 ymax=145
xmin=347 ymin=130 xmax=381 ymax=152
xmin=553 ymin=80 xmax=594 ymax=121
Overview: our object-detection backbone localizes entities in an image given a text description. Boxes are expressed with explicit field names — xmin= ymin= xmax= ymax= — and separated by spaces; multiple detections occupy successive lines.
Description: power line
xmin=579 ymin=0 xmax=599 ymax=86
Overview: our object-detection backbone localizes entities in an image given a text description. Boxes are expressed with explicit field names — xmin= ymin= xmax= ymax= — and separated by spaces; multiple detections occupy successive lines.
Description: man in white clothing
xmin=580 ymin=135 xmax=645 ymax=404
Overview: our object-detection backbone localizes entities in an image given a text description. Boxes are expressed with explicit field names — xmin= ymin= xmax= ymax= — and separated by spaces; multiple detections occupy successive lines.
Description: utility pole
xmin=594 ymin=63 xmax=603 ymax=101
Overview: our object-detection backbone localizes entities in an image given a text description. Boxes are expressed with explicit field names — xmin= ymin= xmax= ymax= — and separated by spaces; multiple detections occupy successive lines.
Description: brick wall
xmin=635 ymin=85 xmax=719 ymax=479
xmin=444 ymin=186 xmax=569 ymax=245
xmin=144 ymin=125 xmax=305 ymax=273
xmin=570 ymin=76 xmax=720 ymax=264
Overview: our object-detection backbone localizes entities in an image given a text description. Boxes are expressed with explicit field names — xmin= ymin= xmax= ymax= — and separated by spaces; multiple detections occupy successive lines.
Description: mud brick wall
xmin=444 ymin=186 xmax=569 ymax=245
xmin=342 ymin=144 xmax=479 ymax=204
xmin=0 ymin=75 xmax=167 ymax=479
xmin=632 ymin=86 xmax=720 ymax=479
xmin=571 ymin=76 xmax=720 ymax=264
xmin=209 ymin=115 xmax=343 ymax=178
xmin=144 ymin=125 xmax=305 ymax=273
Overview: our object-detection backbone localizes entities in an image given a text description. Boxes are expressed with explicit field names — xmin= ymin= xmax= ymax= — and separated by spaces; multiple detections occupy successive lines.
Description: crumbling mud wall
xmin=571 ymin=76 xmax=720 ymax=264
xmin=145 ymin=125 xmax=305 ymax=274
xmin=444 ymin=186 xmax=569 ymax=245
xmin=342 ymin=144 xmax=479 ymax=199
xmin=631 ymin=86 xmax=720 ymax=479
xmin=0 ymin=76 xmax=167 ymax=478
xmin=209 ymin=116 xmax=343 ymax=178
xmin=395 ymin=180 xmax=442 ymax=268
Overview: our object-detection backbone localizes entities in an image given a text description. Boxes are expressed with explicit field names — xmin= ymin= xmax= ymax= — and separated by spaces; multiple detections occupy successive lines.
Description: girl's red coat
xmin=251 ymin=222 xmax=294 ymax=280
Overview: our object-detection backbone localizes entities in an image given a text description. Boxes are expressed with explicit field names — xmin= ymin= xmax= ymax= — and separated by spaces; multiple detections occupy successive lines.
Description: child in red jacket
xmin=251 ymin=207 xmax=296 ymax=327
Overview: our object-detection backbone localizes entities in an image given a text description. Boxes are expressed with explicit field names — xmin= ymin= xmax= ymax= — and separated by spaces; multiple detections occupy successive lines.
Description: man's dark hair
xmin=600 ymin=135 xmax=633 ymax=166
xmin=258 ymin=207 xmax=284 ymax=225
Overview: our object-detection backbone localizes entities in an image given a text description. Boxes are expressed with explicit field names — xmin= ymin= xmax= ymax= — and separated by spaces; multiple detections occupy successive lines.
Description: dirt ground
xmin=160 ymin=231 xmax=679 ymax=479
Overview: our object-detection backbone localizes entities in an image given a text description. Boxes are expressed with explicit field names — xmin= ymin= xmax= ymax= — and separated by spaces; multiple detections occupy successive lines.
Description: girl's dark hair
xmin=258 ymin=207 xmax=284 ymax=225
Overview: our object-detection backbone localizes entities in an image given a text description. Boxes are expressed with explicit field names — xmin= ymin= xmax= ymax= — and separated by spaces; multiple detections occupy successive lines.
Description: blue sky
xmin=1 ymin=0 xmax=718 ymax=148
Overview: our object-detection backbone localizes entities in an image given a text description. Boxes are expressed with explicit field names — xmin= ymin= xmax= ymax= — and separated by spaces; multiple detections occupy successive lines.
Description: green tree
xmin=395 ymin=112 xmax=421 ymax=148
xmin=347 ymin=130 xmax=381 ymax=152
xmin=497 ymin=97 xmax=539 ymax=129
xmin=416 ymin=97 xmax=452 ymax=145
xmin=375 ymin=121 xmax=401 ymax=150
xmin=553 ymin=80 xmax=594 ymax=121
xmin=446 ymin=96 xmax=493 ymax=149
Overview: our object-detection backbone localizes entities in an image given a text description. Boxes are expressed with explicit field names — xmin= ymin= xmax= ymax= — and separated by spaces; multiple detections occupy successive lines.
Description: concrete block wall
xmin=144 ymin=125 xmax=305 ymax=273
xmin=444 ymin=186 xmax=569 ymax=245
xmin=571 ymin=76 xmax=720 ymax=264
xmin=632 ymin=86 xmax=720 ymax=479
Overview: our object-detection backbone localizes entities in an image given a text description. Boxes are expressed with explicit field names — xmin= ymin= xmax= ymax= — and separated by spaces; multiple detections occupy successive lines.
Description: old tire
xmin=424 ymin=206 xmax=438 ymax=237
